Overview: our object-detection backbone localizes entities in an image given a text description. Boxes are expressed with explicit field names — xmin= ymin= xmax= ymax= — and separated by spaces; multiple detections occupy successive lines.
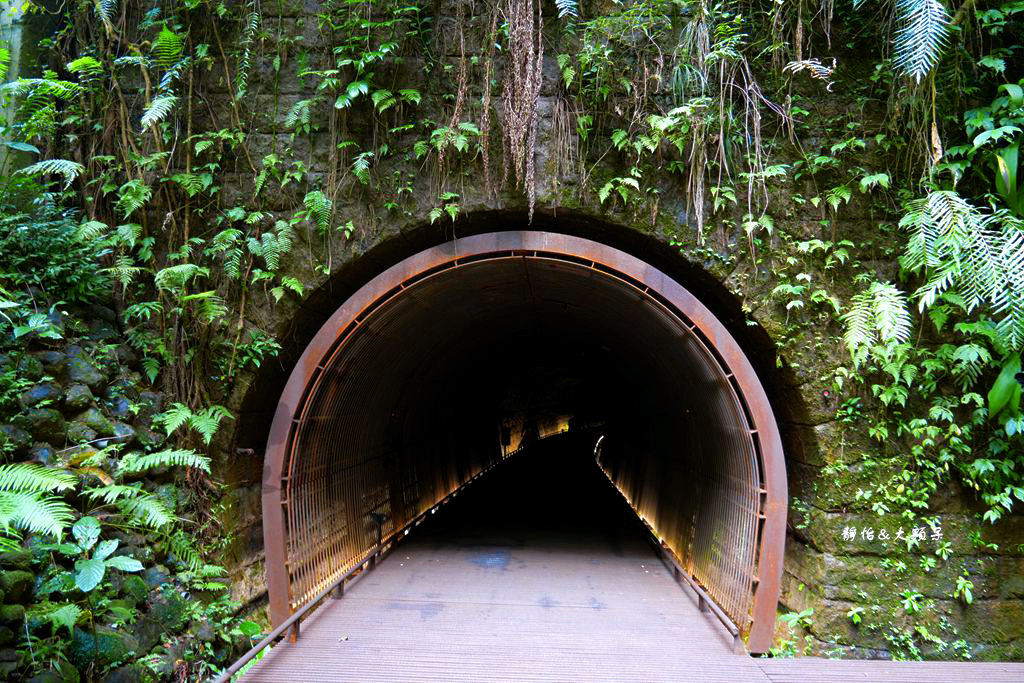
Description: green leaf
xmin=0 ymin=464 xmax=76 ymax=493
xmin=17 ymin=159 xmax=85 ymax=190
xmin=105 ymin=555 xmax=144 ymax=572
xmin=94 ymin=538 xmax=119 ymax=561
xmin=988 ymin=353 xmax=1022 ymax=417
xmin=74 ymin=558 xmax=106 ymax=592
xmin=4 ymin=141 xmax=39 ymax=154
xmin=119 ymin=448 xmax=211 ymax=475
xmin=72 ymin=516 xmax=101 ymax=550
xmin=45 ymin=603 xmax=82 ymax=634
xmin=152 ymin=24 xmax=184 ymax=69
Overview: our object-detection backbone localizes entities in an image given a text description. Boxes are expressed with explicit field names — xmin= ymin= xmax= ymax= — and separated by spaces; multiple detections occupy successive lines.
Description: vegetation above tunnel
xmin=0 ymin=0 xmax=1022 ymax=678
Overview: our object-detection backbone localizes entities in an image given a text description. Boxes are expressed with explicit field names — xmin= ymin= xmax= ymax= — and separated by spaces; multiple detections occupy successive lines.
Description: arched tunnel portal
xmin=261 ymin=230 xmax=787 ymax=653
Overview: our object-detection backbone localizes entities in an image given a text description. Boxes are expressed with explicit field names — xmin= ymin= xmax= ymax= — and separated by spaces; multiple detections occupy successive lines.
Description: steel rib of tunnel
xmin=262 ymin=231 xmax=787 ymax=654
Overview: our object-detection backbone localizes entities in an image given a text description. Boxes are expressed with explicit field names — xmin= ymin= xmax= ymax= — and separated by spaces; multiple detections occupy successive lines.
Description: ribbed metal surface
xmin=262 ymin=232 xmax=788 ymax=652
xmin=247 ymin=438 xmax=770 ymax=682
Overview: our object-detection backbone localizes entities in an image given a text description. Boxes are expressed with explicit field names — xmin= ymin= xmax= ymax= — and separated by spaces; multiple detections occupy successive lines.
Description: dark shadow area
xmin=411 ymin=433 xmax=647 ymax=555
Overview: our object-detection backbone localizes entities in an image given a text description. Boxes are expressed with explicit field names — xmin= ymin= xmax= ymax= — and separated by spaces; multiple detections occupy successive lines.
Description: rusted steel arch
xmin=262 ymin=231 xmax=787 ymax=653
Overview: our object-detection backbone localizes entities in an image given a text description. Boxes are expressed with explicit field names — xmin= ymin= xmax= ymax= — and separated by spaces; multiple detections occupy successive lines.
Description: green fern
xmin=83 ymin=484 xmax=144 ymax=505
xmin=30 ymin=602 xmax=82 ymax=636
xmin=247 ymin=226 xmax=293 ymax=272
xmin=181 ymin=290 xmax=228 ymax=323
xmin=115 ymin=179 xmax=152 ymax=218
xmin=168 ymin=530 xmax=204 ymax=571
xmin=283 ymin=99 xmax=313 ymax=130
xmin=555 ymin=0 xmax=579 ymax=18
xmin=119 ymin=448 xmax=211 ymax=476
xmin=235 ymin=10 xmax=261 ymax=99
xmin=94 ymin=0 xmax=118 ymax=27
xmin=117 ymin=491 xmax=175 ymax=529
xmin=155 ymin=403 xmax=193 ymax=435
xmin=0 ymin=463 xmax=76 ymax=493
xmin=17 ymin=159 xmax=85 ymax=190
xmin=891 ymin=0 xmax=950 ymax=83
xmin=842 ymin=281 xmax=913 ymax=366
xmin=901 ymin=191 xmax=1024 ymax=352
xmin=0 ymin=465 xmax=77 ymax=538
xmin=152 ymin=24 xmax=184 ymax=69
xmin=303 ymin=190 xmax=332 ymax=235
xmin=141 ymin=95 xmax=178 ymax=129
xmin=106 ymin=255 xmax=143 ymax=288
xmin=153 ymin=263 xmax=208 ymax=292
xmin=0 ymin=493 xmax=76 ymax=539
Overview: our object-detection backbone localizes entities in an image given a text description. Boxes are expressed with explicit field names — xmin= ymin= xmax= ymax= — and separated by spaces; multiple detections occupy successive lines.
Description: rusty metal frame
xmin=262 ymin=231 xmax=787 ymax=654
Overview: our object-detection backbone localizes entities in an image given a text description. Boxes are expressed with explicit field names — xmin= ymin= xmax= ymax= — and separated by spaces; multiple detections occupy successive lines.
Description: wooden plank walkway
xmin=242 ymin=443 xmax=1024 ymax=682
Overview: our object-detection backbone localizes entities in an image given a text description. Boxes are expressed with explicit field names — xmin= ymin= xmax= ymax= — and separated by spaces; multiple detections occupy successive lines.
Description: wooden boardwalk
xmin=242 ymin=447 xmax=1024 ymax=682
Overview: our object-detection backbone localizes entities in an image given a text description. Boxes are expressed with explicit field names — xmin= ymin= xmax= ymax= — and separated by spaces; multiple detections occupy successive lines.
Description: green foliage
xmin=842 ymin=281 xmax=913 ymax=366
xmin=154 ymin=404 xmax=232 ymax=446
xmin=900 ymin=191 xmax=1024 ymax=352
xmin=891 ymin=0 xmax=950 ymax=82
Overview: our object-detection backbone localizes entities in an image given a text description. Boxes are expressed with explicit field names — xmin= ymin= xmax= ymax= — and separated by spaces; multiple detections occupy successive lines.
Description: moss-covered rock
xmin=76 ymin=406 xmax=114 ymax=436
xmin=18 ymin=383 xmax=61 ymax=410
xmin=0 ymin=569 xmax=34 ymax=602
xmin=0 ymin=549 xmax=31 ymax=570
xmin=148 ymin=588 xmax=189 ymax=631
xmin=26 ymin=407 xmax=66 ymax=443
xmin=29 ymin=442 xmax=55 ymax=465
xmin=120 ymin=575 xmax=148 ymax=607
xmin=65 ymin=421 xmax=98 ymax=444
xmin=0 ymin=424 xmax=32 ymax=454
xmin=63 ymin=384 xmax=94 ymax=412
xmin=0 ymin=604 xmax=25 ymax=626
xmin=66 ymin=347 xmax=106 ymax=390
xmin=68 ymin=626 xmax=139 ymax=670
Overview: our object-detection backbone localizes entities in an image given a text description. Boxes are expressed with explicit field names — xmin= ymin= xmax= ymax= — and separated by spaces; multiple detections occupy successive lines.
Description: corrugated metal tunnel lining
xmin=262 ymin=231 xmax=786 ymax=654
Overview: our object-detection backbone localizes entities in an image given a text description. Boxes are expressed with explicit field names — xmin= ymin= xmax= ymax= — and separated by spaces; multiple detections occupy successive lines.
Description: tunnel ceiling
xmin=262 ymin=231 xmax=786 ymax=654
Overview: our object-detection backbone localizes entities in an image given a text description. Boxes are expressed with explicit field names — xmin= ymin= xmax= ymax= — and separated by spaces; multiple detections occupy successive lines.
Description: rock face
xmin=68 ymin=627 xmax=140 ymax=670
xmin=64 ymin=384 xmax=93 ymax=411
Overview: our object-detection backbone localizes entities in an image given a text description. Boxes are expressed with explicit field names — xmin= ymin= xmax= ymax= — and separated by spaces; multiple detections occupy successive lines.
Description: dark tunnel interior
xmin=277 ymin=252 xmax=768 ymax=635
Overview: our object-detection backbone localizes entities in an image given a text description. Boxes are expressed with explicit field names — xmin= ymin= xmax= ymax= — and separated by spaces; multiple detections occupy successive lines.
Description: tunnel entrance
xmin=261 ymin=231 xmax=786 ymax=653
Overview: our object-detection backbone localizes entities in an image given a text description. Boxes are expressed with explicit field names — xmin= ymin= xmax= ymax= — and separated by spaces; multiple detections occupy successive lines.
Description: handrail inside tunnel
xmin=258 ymin=231 xmax=787 ymax=662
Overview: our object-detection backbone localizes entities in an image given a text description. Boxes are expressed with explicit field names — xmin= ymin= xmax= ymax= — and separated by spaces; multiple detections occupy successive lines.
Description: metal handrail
xmin=596 ymin=462 xmax=745 ymax=648
xmin=211 ymin=454 xmax=515 ymax=682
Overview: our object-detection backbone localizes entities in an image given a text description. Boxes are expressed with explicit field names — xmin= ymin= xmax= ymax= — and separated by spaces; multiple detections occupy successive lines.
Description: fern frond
xmin=84 ymin=484 xmax=143 ymax=505
xmin=152 ymin=24 xmax=184 ymax=69
xmin=235 ymin=11 xmax=261 ymax=99
xmin=901 ymin=191 xmax=1024 ymax=352
xmin=119 ymin=448 xmax=211 ymax=476
xmin=283 ymin=99 xmax=313 ymax=130
xmin=94 ymin=0 xmax=118 ymax=32
xmin=153 ymin=263 xmax=207 ymax=291
xmin=168 ymin=530 xmax=204 ymax=571
xmin=842 ymin=281 xmax=912 ymax=366
xmin=892 ymin=0 xmax=950 ymax=83
xmin=117 ymin=491 xmax=174 ymax=529
xmin=303 ymin=190 xmax=332 ymax=234
xmin=0 ymin=492 xmax=76 ymax=539
xmin=141 ymin=95 xmax=177 ymax=129
xmin=76 ymin=220 xmax=110 ymax=242
xmin=0 ymin=464 xmax=76 ymax=493
xmin=154 ymin=403 xmax=194 ymax=436
xmin=555 ymin=0 xmax=579 ymax=18
xmin=190 ymin=406 xmax=233 ymax=446
xmin=17 ymin=159 xmax=85 ymax=190
xmin=105 ymin=255 xmax=143 ymax=288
